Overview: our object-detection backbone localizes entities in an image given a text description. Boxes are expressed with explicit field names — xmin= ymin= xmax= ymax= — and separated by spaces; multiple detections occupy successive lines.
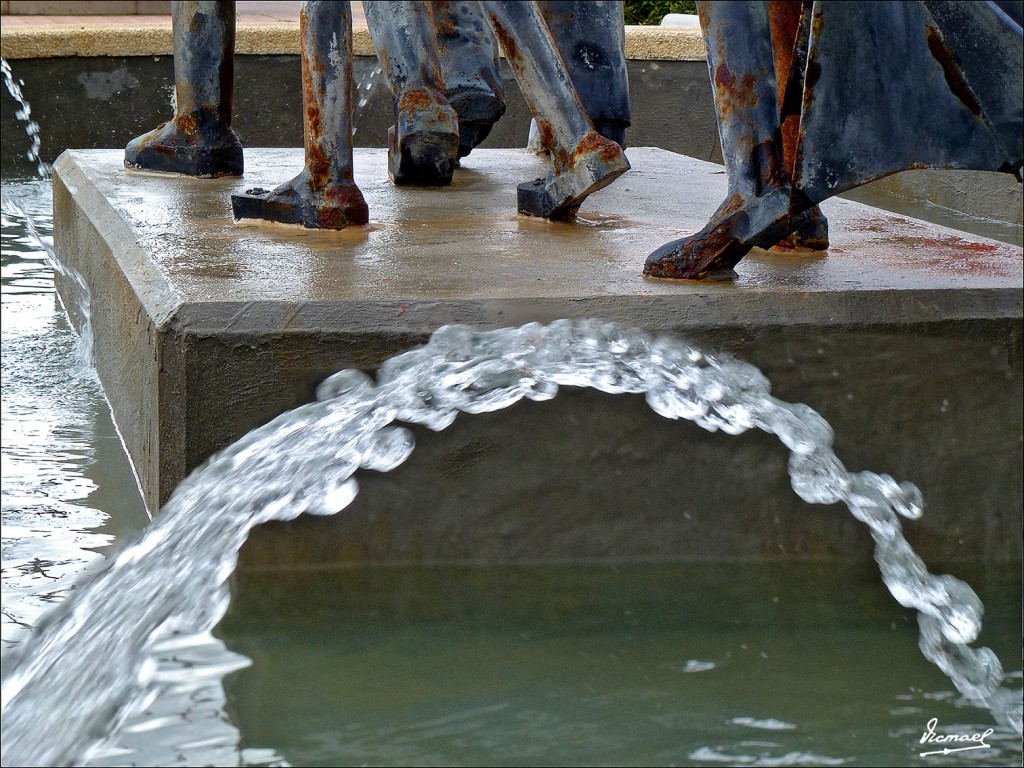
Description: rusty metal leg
xmin=482 ymin=0 xmax=629 ymax=219
xmin=537 ymin=0 xmax=631 ymax=147
xmin=432 ymin=0 xmax=506 ymax=159
xmin=231 ymin=1 xmax=368 ymax=229
xmin=365 ymin=0 xmax=460 ymax=185
xmin=645 ymin=0 xmax=793 ymax=279
xmin=125 ymin=1 xmax=242 ymax=177
xmin=766 ymin=0 xmax=828 ymax=252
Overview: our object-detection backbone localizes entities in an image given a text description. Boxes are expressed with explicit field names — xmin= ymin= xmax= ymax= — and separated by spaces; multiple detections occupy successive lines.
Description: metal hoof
xmin=232 ymin=178 xmax=368 ymax=230
xmin=447 ymin=87 xmax=505 ymax=159
xmin=388 ymin=91 xmax=460 ymax=186
xmin=516 ymin=131 xmax=630 ymax=220
xmin=124 ymin=119 xmax=243 ymax=178
xmin=645 ymin=189 xmax=798 ymax=279
xmin=455 ymin=122 xmax=494 ymax=160
xmin=388 ymin=125 xmax=459 ymax=185
xmin=643 ymin=228 xmax=748 ymax=281
xmin=769 ymin=206 xmax=830 ymax=253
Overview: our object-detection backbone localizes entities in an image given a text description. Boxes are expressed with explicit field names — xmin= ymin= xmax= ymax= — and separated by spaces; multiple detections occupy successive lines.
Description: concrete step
xmin=52 ymin=147 xmax=1022 ymax=564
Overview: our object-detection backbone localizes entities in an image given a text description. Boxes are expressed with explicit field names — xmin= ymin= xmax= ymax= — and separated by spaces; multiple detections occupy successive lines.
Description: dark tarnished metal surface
xmin=766 ymin=0 xmax=829 ymax=251
xmin=537 ymin=0 xmax=631 ymax=147
xmin=921 ymin=1 xmax=1023 ymax=173
xmin=124 ymin=1 xmax=242 ymax=177
xmin=366 ymin=0 xmax=631 ymax=215
xmin=124 ymin=0 xmax=631 ymax=222
xmin=231 ymin=1 xmax=368 ymax=230
xmin=795 ymin=1 xmax=1022 ymax=202
xmin=432 ymin=0 xmax=507 ymax=159
xmin=483 ymin=0 xmax=629 ymax=219
xmin=646 ymin=0 xmax=1023 ymax=281
xmin=365 ymin=0 xmax=460 ymax=185
xmin=525 ymin=1 xmax=632 ymax=153
xmin=646 ymin=0 xmax=793 ymax=279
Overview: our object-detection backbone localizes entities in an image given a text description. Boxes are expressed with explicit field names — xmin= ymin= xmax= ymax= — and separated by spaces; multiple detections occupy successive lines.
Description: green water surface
xmin=219 ymin=561 xmax=1022 ymax=767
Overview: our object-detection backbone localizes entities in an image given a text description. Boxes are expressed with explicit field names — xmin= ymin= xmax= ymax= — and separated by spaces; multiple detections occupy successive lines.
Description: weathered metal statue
xmin=362 ymin=0 xmax=630 ymax=176
xmin=125 ymin=0 xmax=629 ymax=228
xmin=124 ymin=1 xmax=242 ymax=178
xmin=644 ymin=0 xmax=1024 ymax=280
xmin=363 ymin=0 xmax=629 ymax=218
xmin=231 ymin=1 xmax=368 ymax=229
xmin=124 ymin=1 xmax=1021 ymax=280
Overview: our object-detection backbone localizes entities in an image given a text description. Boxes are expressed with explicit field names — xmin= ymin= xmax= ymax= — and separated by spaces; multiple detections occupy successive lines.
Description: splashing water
xmin=1 ymin=194 xmax=95 ymax=373
xmin=352 ymin=64 xmax=384 ymax=137
xmin=2 ymin=58 xmax=95 ymax=371
xmin=356 ymin=64 xmax=383 ymax=110
xmin=2 ymin=52 xmax=1020 ymax=768
xmin=1 ymin=319 xmax=1021 ymax=765
xmin=2 ymin=58 xmax=50 ymax=179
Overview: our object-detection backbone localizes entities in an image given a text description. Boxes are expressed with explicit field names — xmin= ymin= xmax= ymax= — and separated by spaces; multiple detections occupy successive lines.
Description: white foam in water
xmin=689 ymin=745 xmax=849 ymax=766
xmin=730 ymin=717 xmax=798 ymax=731
xmin=1 ymin=320 xmax=1021 ymax=765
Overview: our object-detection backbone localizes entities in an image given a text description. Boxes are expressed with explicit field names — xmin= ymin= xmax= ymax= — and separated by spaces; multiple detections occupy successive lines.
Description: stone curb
xmin=1 ymin=21 xmax=705 ymax=60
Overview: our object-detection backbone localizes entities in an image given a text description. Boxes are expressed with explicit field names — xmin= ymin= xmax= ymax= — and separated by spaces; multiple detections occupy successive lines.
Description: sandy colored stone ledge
xmin=624 ymin=25 xmax=705 ymax=61
xmin=1 ymin=21 xmax=705 ymax=60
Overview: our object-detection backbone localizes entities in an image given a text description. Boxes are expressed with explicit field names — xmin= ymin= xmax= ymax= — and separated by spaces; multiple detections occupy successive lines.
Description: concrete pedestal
xmin=52 ymin=148 xmax=1022 ymax=564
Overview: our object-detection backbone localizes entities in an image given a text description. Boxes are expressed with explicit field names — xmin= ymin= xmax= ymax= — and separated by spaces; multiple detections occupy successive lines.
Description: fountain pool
xmin=1 ymin=173 xmax=1022 ymax=766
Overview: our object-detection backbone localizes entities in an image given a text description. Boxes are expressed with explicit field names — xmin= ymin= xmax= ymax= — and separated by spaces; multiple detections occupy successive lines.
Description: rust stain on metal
xmin=572 ymin=130 xmax=623 ymax=164
xmin=714 ymin=63 xmax=761 ymax=113
xmin=317 ymin=188 xmax=369 ymax=229
xmin=767 ymin=0 xmax=807 ymax=175
xmin=490 ymin=18 xmax=518 ymax=63
xmin=301 ymin=60 xmax=329 ymax=187
xmin=924 ymin=24 xmax=982 ymax=116
xmin=419 ymin=58 xmax=447 ymax=93
xmin=719 ymin=192 xmax=745 ymax=217
xmin=767 ymin=0 xmax=803 ymax=105
xmin=714 ymin=61 xmax=736 ymax=91
xmin=749 ymin=137 xmax=788 ymax=192
xmin=645 ymin=209 xmax=756 ymax=280
xmin=301 ymin=65 xmax=322 ymax=138
xmin=399 ymin=89 xmax=440 ymax=112
xmin=536 ymin=117 xmax=555 ymax=150
xmin=433 ymin=1 xmax=458 ymax=38
xmin=174 ymin=111 xmax=197 ymax=134
xmin=536 ymin=117 xmax=570 ymax=169
xmin=307 ymin=144 xmax=331 ymax=188
xmin=742 ymin=72 xmax=758 ymax=100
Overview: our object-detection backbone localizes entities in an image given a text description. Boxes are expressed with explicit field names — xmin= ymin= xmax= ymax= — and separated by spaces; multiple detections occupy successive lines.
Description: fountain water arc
xmin=1 ymin=318 xmax=1021 ymax=766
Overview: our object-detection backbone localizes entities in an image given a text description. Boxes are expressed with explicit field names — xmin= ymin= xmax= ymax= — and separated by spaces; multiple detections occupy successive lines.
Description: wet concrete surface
xmin=52 ymin=147 xmax=1022 ymax=563
xmin=57 ymin=147 xmax=1022 ymax=306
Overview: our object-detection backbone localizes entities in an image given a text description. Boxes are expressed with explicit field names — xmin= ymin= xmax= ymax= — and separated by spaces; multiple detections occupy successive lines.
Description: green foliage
xmin=624 ymin=0 xmax=698 ymax=26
